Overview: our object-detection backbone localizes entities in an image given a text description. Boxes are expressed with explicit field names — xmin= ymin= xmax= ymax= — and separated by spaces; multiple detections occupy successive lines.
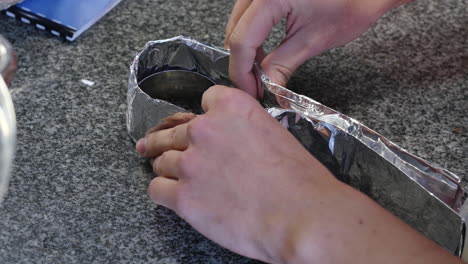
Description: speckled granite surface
xmin=0 ymin=0 xmax=466 ymax=263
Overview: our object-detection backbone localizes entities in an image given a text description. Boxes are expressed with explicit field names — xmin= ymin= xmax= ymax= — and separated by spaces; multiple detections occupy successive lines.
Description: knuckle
xmin=152 ymin=156 xmax=162 ymax=175
xmin=203 ymin=84 xmax=228 ymax=98
xmin=227 ymin=29 xmax=243 ymax=51
xmin=203 ymin=85 xmax=250 ymax=112
xmin=271 ymin=62 xmax=293 ymax=84
xmin=144 ymin=133 xmax=157 ymax=153
xmin=174 ymin=185 xmax=192 ymax=219
xmin=216 ymin=88 xmax=245 ymax=110
xmin=177 ymin=150 xmax=197 ymax=177
xmin=188 ymin=116 xmax=213 ymax=142
xmin=169 ymin=127 xmax=177 ymax=147
xmin=217 ymin=90 xmax=235 ymax=107
xmin=225 ymin=90 xmax=258 ymax=114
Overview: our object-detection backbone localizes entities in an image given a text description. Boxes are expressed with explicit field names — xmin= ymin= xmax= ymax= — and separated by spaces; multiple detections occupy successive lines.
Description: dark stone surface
xmin=0 ymin=0 xmax=466 ymax=263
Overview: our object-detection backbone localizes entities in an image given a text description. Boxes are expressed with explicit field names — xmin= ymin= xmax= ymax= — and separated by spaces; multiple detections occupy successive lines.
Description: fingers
xmin=261 ymin=33 xmax=312 ymax=86
xmin=146 ymin=112 xmax=196 ymax=135
xmin=152 ymin=150 xmax=184 ymax=179
xmin=137 ymin=122 xmax=190 ymax=157
xmin=262 ymin=27 xmax=337 ymax=86
xmin=228 ymin=0 xmax=287 ymax=97
xmin=147 ymin=176 xmax=179 ymax=209
xmin=224 ymin=0 xmax=252 ymax=48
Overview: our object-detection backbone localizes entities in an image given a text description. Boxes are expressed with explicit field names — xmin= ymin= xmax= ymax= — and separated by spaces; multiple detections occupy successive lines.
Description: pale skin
xmin=136 ymin=0 xmax=463 ymax=263
xmin=225 ymin=0 xmax=414 ymax=97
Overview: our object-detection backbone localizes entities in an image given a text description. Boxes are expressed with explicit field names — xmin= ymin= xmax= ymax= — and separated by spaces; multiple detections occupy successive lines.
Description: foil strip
xmin=127 ymin=36 xmax=465 ymax=254
xmin=0 ymin=35 xmax=16 ymax=204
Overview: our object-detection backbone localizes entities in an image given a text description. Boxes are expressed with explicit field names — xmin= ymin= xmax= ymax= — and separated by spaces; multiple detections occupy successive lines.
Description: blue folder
xmin=5 ymin=0 xmax=123 ymax=41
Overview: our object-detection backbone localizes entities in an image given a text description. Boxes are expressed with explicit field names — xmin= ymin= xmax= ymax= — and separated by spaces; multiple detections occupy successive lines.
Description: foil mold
xmin=127 ymin=36 xmax=465 ymax=255
xmin=127 ymin=36 xmax=231 ymax=142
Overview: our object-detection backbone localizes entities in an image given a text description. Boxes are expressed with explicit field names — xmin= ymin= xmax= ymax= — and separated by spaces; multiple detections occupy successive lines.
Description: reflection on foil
xmin=261 ymin=78 xmax=464 ymax=210
xmin=127 ymin=36 xmax=466 ymax=255
xmin=138 ymin=70 xmax=215 ymax=114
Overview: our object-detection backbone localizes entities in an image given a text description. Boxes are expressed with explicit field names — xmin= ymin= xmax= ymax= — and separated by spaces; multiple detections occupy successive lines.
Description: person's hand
xmin=225 ymin=0 xmax=412 ymax=98
xmin=136 ymin=85 xmax=460 ymax=263
xmin=136 ymin=85 xmax=340 ymax=262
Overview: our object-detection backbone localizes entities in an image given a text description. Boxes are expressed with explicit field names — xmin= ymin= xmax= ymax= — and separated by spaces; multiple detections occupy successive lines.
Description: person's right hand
xmin=137 ymin=85 xmax=462 ymax=264
xmin=225 ymin=0 xmax=412 ymax=98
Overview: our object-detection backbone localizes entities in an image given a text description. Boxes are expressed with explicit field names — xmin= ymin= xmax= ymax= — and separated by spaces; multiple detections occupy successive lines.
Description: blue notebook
xmin=5 ymin=0 xmax=123 ymax=41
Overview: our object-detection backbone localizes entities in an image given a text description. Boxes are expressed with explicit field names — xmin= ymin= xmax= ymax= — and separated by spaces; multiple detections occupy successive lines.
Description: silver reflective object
xmin=0 ymin=35 xmax=16 ymax=203
xmin=139 ymin=70 xmax=215 ymax=114
xmin=127 ymin=36 xmax=466 ymax=255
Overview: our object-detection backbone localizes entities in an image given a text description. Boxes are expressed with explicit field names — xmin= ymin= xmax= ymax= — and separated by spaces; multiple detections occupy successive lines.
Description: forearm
xmin=280 ymin=182 xmax=462 ymax=264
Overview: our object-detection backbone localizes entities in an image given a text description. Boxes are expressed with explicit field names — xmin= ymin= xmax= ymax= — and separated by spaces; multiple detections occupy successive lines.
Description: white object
xmin=0 ymin=0 xmax=23 ymax=10
xmin=0 ymin=36 xmax=16 ymax=203
xmin=80 ymin=79 xmax=95 ymax=86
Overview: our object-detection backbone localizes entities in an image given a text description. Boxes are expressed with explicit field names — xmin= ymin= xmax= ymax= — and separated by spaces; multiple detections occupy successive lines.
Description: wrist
xmin=277 ymin=181 xmax=356 ymax=264
xmin=252 ymin=167 xmax=345 ymax=264
xmin=254 ymin=174 xmax=350 ymax=264
xmin=276 ymin=182 xmax=461 ymax=264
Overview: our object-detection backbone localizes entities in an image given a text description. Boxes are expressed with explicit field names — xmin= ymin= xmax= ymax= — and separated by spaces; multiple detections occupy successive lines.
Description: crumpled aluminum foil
xmin=127 ymin=36 xmax=466 ymax=255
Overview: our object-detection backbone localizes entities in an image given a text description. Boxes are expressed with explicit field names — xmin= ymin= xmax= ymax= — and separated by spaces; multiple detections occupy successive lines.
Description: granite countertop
xmin=0 ymin=0 xmax=466 ymax=263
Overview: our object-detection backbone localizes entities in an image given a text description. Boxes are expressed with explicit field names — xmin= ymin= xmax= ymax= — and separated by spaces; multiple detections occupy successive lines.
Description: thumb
xmin=261 ymin=32 xmax=324 ymax=86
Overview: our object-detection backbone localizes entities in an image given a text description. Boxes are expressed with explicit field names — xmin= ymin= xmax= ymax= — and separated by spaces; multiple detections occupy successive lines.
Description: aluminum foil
xmin=0 ymin=35 xmax=16 ymax=204
xmin=127 ymin=36 xmax=466 ymax=255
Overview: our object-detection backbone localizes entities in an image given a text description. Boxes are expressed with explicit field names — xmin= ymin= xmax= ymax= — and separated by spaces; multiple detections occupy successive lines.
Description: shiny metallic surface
xmin=127 ymin=36 xmax=231 ymax=142
xmin=138 ymin=70 xmax=215 ymax=114
xmin=0 ymin=35 xmax=16 ymax=203
xmin=0 ymin=35 xmax=16 ymax=85
xmin=270 ymin=109 xmax=465 ymax=254
xmin=127 ymin=36 xmax=465 ymax=254
xmin=0 ymin=35 xmax=11 ymax=78
xmin=260 ymin=78 xmax=464 ymax=210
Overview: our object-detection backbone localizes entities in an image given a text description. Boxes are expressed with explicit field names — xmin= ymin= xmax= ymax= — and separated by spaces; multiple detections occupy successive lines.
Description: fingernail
xmin=136 ymin=138 xmax=146 ymax=154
